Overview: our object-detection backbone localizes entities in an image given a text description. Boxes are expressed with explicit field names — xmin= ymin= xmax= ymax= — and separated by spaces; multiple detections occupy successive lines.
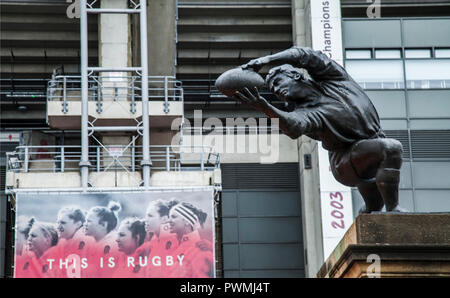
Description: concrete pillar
xmin=0 ymin=194 xmax=5 ymax=278
xmin=99 ymin=0 xmax=132 ymax=101
xmin=298 ymin=136 xmax=324 ymax=277
xmin=292 ymin=0 xmax=324 ymax=277
xmin=291 ymin=0 xmax=308 ymax=46
xmin=147 ymin=0 xmax=177 ymax=77
xmin=96 ymin=0 xmax=134 ymax=176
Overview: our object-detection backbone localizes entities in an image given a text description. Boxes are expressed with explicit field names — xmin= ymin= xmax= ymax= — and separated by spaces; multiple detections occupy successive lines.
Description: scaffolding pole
xmin=140 ymin=0 xmax=152 ymax=188
xmin=80 ymin=0 xmax=90 ymax=191
xmin=79 ymin=0 xmax=151 ymax=190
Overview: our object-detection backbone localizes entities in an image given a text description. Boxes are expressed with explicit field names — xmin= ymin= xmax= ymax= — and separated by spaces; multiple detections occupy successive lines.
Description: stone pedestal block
xmin=317 ymin=213 xmax=450 ymax=278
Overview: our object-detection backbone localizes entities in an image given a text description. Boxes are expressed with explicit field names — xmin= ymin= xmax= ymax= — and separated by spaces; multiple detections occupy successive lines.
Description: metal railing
xmin=47 ymin=75 xmax=183 ymax=114
xmin=6 ymin=145 xmax=220 ymax=173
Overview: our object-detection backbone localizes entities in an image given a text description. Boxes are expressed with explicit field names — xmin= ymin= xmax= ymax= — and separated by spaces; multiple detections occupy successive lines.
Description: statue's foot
xmin=359 ymin=204 xmax=385 ymax=214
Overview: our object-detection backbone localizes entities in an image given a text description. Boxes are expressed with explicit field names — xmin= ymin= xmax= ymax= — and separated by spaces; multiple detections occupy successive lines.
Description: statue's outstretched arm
xmin=233 ymin=87 xmax=305 ymax=139
xmin=242 ymin=47 xmax=348 ymax=81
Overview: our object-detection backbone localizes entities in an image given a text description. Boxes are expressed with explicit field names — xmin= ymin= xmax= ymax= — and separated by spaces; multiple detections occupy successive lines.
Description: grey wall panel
xmin=222 ymin=192 xmax=237 ymax=217
xmin=408 ymin=90 xmax=450 ymax=118
xmin=238 ymin=191 xmax=301 ymax=217
xmin=366 ymin=91 xmax=406 ymax=118
xmin=413 ymin=162 xmax=450 ymax=189
xmin=410 ymin=120 xmax=450 ymax=130
xmin=343 ymin=20 xmax=402 ymax=48
xmin=380 ymin=120 xmax=408 ymax=130
xmin=414 ymin=190 xmax=450 ymax=212
xmin=403 ymin=19 xmax=450 ymax=47
xmin=221 ymin=164 xmax=304 ymax=277
xmin=399 ymin=190 xmax=415 ymax=212
xmin=239 ymin=270 xmax=305 ymax=278
xmin=351 ymin=188 xmax=364 ymax=217
xmin=238 ymin=218 xmax=302 ymax=243
xmin=222 ymin=244 xmax=239 ymax=270
xmin=240 ymin=243 xmax=304 ymax=270
xmin=399 ymin=162 xmax=412 ymax=189
xmin=224 ymin=270 xmax=240 ymax=278
xmin=222 ymin=218 xmax=239 ymax=243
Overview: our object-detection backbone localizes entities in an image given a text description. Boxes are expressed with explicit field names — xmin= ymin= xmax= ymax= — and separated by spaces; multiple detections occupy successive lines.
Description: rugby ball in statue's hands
xmin=215 ymin=67 xmax=265 ymax=98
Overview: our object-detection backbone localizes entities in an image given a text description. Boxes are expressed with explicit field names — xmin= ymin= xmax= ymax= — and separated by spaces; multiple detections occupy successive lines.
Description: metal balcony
xmin=46 ymin=74 xmax=184 ymax=129
xmin=6 ymin=144 xmax=220 ymax=174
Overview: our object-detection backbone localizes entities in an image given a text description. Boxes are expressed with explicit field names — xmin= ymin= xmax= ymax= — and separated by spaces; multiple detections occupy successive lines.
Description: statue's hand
xmin=241 ymin=57 xmax=270 ymax=72
xmin=233 ymin=87 xmax=270 ymax=111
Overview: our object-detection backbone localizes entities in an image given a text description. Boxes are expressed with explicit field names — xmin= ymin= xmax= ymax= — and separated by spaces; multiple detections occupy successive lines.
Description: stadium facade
xmin=1 ymin=0 xmax=450 ymax=278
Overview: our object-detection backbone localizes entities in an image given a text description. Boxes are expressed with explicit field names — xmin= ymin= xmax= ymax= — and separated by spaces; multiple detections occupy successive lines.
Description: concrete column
xmin=147 ymin=0 xmax=176 ymax=77
xmin=298 ymin=136 xmax=324 ymax=277
xmin=0 ymin=194 xmax=5 ymax=278
xmin=146 ymin=0 xmax=177 ymax=163
xmin=291 ymin=0 xmax=308 ymax=46
xmin=292 ymin=0 xmax=324 ymax=277
xmin=99 ymin=0 xmax=132 ymax=100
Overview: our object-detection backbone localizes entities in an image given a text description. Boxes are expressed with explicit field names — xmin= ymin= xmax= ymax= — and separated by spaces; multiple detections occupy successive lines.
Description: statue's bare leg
xmin=357 ymin=182 xmax=384 ymax=213
xmin=351 ymin=138 xmax=403 ymax=212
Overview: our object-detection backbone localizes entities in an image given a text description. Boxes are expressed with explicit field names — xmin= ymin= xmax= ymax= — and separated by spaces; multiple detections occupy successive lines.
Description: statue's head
xmin=266 ymin=64 xmax=316 ymax=102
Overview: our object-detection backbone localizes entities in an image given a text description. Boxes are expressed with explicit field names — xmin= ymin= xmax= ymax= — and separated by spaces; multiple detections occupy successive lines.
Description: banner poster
xmin=318 ymin=145 xmax=353 ymax=259
xmin=14 ymin=190 xmax=215 ymax=278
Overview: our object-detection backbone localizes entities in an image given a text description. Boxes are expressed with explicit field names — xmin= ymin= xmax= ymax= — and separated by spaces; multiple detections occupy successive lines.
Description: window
xmin=345 ymin=49 xmax=371 ymax=59
xmin=435 ymin=49 xmax=450 ymax=59
xmin=405 ymin=59 xmax=450 ymax=89
xmin=405 ymin=49 xmax=431 ymax=59
xmin=344 ymin=47 xmax=450 ymax=89
xmin=375 ymin=49 xmax=401 ymax=59
xmin=346 ymin=60 xmax=404 ymax=89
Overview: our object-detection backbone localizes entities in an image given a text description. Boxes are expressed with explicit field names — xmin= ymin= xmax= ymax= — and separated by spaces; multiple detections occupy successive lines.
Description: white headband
xmin=172 ymin=204 xmax=199 ymax=229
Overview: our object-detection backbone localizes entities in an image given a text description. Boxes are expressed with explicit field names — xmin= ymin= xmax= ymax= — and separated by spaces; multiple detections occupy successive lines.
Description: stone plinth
xmin=317 ymin=213 xmax=450 ymax=278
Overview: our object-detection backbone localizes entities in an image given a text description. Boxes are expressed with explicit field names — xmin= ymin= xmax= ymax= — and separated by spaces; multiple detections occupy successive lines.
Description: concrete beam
xmin=178 ymin=15 xmax=292 ymax=26
xmin=178 ymin=32 xmax=291 ymax=43
xmin=1 ymin=48 xmax=97 ymax=58
xmin=0 ymin=63 xmax=80 ymax=73
xmin=0 ymin=13 xmax=96 ymax=25
xmin=0 ymin=3 xmax=70 ymax=14
xmin=178 ymin=6 xmax=291 ymax=16
xmin=176 ymin=64 xmax=274 ymax=75
xmin=1 ymin=30 xmax=97 ymax=41
xmin=1 ymin=109 xmax=45 ymax=119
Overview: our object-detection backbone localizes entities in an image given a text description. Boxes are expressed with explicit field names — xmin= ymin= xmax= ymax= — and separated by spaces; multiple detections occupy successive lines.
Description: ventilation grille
xmin=177 ymin=0 xmax=292 ymax=102
xmin=384 ymin=130 xmax=450 ymax=159
xmin=411 ymin=130 xmax=450 ymax=159
xmin=221 ymin=163 xmax=299 ymax=190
